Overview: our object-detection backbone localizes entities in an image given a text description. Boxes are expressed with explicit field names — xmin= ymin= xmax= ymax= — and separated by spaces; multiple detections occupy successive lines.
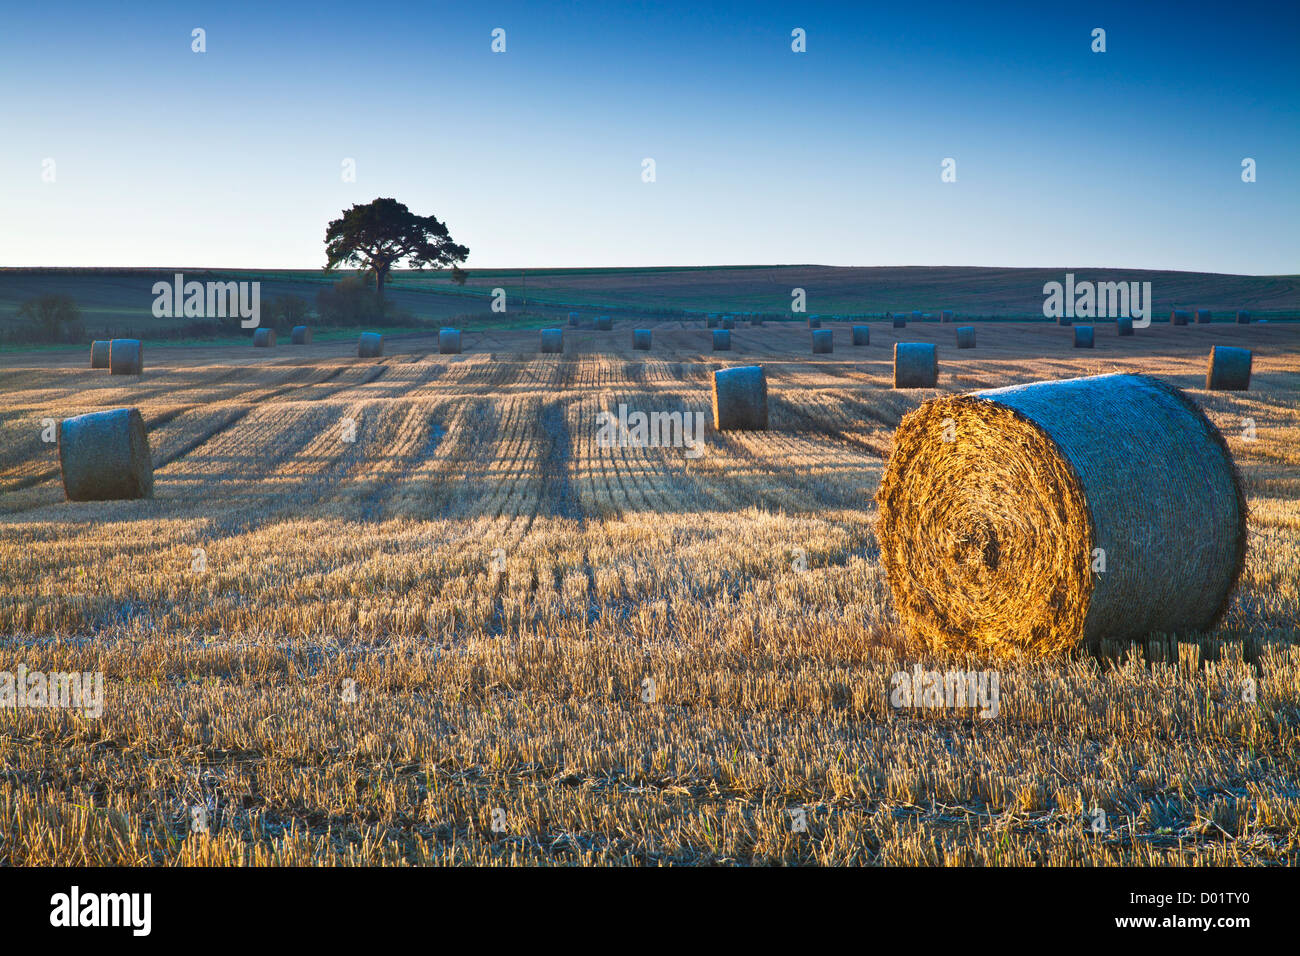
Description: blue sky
xmin=1 ymin=0 xmax=1296 ymax=272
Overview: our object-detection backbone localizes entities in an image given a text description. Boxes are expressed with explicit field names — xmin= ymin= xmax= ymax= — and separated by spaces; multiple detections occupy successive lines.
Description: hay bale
xmin=910 ymin=311 xmax=922 ymax=323
xmin=1170 ymin=309 xmax=1190 ymax=326
xmin=291 ymin=325 xmax=312 ymax=345
xmin=439 ymin=328 xmax=462 ymax=354
xmin=940 ymin=310 xmax=955 ymax=323
xmin=568 ymin=312 xmax=580 ymax=327
xmin=358 ymin=332 xmax=384 ymax=357
xmin=253 ymin=328 xmax=276 ymax=347
xmin=109 ymin=339 xmax=143 ymax=375
xmin=90 ymin=341 xmax=110 ymax=369
xmin=875 ymin=373 xmax=1246 ymax=654
xmin=1206 ymin=346 xmax=1251 ymax=391
xmin=633 ymin=329 xmax=652 ymax=350
xmin=1056 ymin=315 xmax=1073 ymax=327
xmin=956 ymin=326 xmax=976 ymax=349
xmin=596 ymin=316 xmax=612 ymax=331
xmin=540 ymin=328 xmax=564 ymax=353
xmin=807 ymin=316 xmax=821 ymax=329
xmin=852 ymin=325 xmax=870 ymax=346
xmin=1236 ymin=310 xmax=1251 ymax=324
xmin=58 ymin=407 xmax=154 ymax=501
xmin=722 ymin=316 xmax=735 ymax=329
xmin=706 ymin=314 xmax=719 ymax=328
xmin=1195 ymin=309 xmax=1212 ymax=324
xmin=892 ymin=312 xmax=907 ymax=328
xmin=1116 ymin=317 xmax=1133 ymax=336
xmin=894 ymin=343 xmax=937 ymax=388
xmin=711 ymin=365 xmax=768 ymax=431
xmin=712 ymin=329 xmax=732 ymax=351
xmin=1074 ymin=326 xmax=1094 ymax=348
xmin=811 ymin=329 xmax=833 ymax=353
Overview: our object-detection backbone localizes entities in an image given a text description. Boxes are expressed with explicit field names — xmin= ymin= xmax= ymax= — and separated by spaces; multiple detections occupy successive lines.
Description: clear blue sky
xmin=1 ymin=0 xmax=1296 ymax=273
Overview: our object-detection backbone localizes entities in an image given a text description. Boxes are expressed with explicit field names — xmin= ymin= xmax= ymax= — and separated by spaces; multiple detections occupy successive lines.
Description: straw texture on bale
xmin=568 ymin=312 xmax=580 ymax=327
xmin=1116 ymin=317 xmax=1133 ymax=336
xmin=712 ymin=329 xmax=731 ymax=351
xmin=711 ymin=365 xmax=768 ymax=431
xmin=1206 ymin=346 xmax=1252 ymax=391
xmin=291 ymin=325 xmax=312 ymax=344
xmin=1236 ymin=310 xmax=1251 ymax=324
xmin=811 ymin=329 xmax=833 ymax=353
xmin=1074 ymin=326 xmax=1094 ymax=348
xmin=596 ymin=316 xmax=612 ymax=330
xmin=90 ymin=341 xmax=110 ymax=369
xmin=540 ymin=328 xmax=563 ymax=353
xmin=956 ymin=326 xmax=976 ymax=349
xmin=892 ymin=313 xmax=907 ymax=328
xmin=253 ymin=328 xmax=276 ymax=347
xmin=852 ymin=325 xmax=870 ymax=346
xmin=109 ymin=339 xmax=143 ymax=375
xmin=58 ymin=407 xmax=154 ymax=502
xmin=358 ymin=332 xmax=384 ymax=357
xmin=438 ymin=328 xmax=462 ymax=354
xmin=940 ymin=310 xmax=955 ymax=323
xmin=893 ymin=343 xmax=937 ymax=388
xmin=875 ymin=373 xmax=1246 ymax=655
xmin=632 ymin=329 xmax=651 ymax=350
xmin=1170 ymin=310 xmax=1190 ymax=326
xmin=1195 ymin=309 xmax=1212 ymax=324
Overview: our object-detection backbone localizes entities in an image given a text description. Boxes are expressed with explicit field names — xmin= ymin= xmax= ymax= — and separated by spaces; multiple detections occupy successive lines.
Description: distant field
xmin=3 ymin=266 xmax=1297 ymax=344
xmin=1 ymin=319 xmax=1297 ymax=865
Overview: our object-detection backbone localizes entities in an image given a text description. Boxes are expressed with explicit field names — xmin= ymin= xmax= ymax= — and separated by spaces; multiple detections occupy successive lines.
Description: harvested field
xmin=1 ymin=318 xmax=1298 ymax=866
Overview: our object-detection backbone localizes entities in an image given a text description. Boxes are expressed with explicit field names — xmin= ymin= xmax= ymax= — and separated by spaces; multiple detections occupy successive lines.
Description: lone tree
xmin=324 ymin=198 xmax=469 ymax=303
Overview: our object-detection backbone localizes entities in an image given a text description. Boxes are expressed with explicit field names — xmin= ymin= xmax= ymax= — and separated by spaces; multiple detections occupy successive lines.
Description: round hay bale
xmin=875 ymin=373 xmax=1246 ymax=654
xmin=291 ymin=325 xmax=312 ymax=345
xmin=1236 ymin=310 xmax=1251 ymax=324
xmin=253 ymin=328 xmax=276 ymax=347
xmin=358 ymin=332 xmax=384 ymax=357
xmin=58 ymin=407 xmax=154 ymax=501
xmin=540 ymin=328 xmax=564 ymax=353
xmin=439 ymin=328 xmax=462 ymax=354
xmin=712 ymin=329 xmax=732 ymax=351
xmin=956 ymin=326 xmax=976 ymax=349
xmin=894 ymin=343 xmax=937 ymax=388
xmin=633 ymin=329 xmax=652 ymax=350
xmin=892 ymin=312 xmax=907 ymax=329
xmin=1195 ymin=309 xmax=1212 ymax=324
xmin=596 ymin=316 xmax=612 ymax=331
xmin=706 ymin=314 xmax=719 ymax=328
xmin=1116 ymin=317 xmax=1134 ymax=336
xmin=1056 ymin=315 xmax=1073 ymax=327
xmin=811 ymin=329 xmax=833 ymax=353
xmin=109 ymin=339 xmax=143 ymax=375
xmin=1170 ymin=309 xmax=1190 ymax=326
xmin=852 ymin=325 xmax=870 ymax=346
xmin=1206 ymin=346 xmax=1251 ymax=391
xmin=722 ymin=316 xmax=735 ymax=329
xmin=90 ymin=341 xmax=110 ymax=369
xmin=711 ymin=365 xmax=768 ymax=431
xmin=910 ymin=311 xmax=922 ymax=323
xmin=568 ymin=312 xmax=580 ymax=327
xmin=807 ymin=316 xmax=821 ymax=329
xmin=940 ymin=310 xmax=955 ymax=323
xmin=1074 ymin=326 xmax=1095 ymax=348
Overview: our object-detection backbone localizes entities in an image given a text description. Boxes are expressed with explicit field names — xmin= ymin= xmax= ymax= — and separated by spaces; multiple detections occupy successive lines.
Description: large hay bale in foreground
xmin=1116 ymin=317 xmax=1133 ymax=336
xmin=90 ymin=341 xmax=110 ymax=369
xmin=109 ymin=339 xmax=143 ymax=375
xmin=1170 ymin=309 xmax=1190 ymax=326
xmin=633 ymin=329 xmax=651 ymax=350
xmin=439 ymin=328 xmax=462 ymax=354
xmin=956 ymin=326 xmax=976 ymax=349
xmin=811 ymin=329 xmax=833 ymax=353
xmin=875 ymin=373 xmax=1246 ymax=654
xmin=253 ymin=328 xmax=276 ymax=347
xmin=1236 ymin=310 xmax=1251 ymax=324
xmin=891 ymin=312 xmax=907 ymax=328
xmin=58 ymin=407 xmax=154 ymax=501
xmin=291 ymin=325 xmax=312 ymax=344
xmin=894 ymin=343 xmax=937 ymax=388
xmin=596 ymin=316 xmax=613 ymax=331
xmin=1195 ymin=309 xmax=1212 ymax=324
xmin=1074 ymin=326 xmax=1094 ymax=348
xmin=711 ymin=365 xmax=768 ymax=431
xmin=540 ymin=328 xmax=563 ymax=353
xmin=358 ymin=332 xmax=384 ymax=357
xmin=852 ymin=325 xmax=870 ymax=346
xmin=712 ymin=329 xmax=731 ymax=351
xmin=1206 ymin=346 xmax=1252 ymax=390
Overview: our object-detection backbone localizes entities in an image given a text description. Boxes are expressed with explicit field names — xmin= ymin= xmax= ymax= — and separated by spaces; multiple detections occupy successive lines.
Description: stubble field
xmin=1 ymin=318 xmax=1298 ymax=865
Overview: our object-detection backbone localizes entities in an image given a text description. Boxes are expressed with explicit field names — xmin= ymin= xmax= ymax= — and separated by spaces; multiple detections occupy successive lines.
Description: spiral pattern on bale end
xmin=711 ymin=365 xmax=768 ymax=431
xmin=875 ymin=373 xmax=1246 ymax=656
xmin=291 ymin=326 xmax=312 ymax=344
xmin=439 ymin=328 xmax=462 ymax=354
xmin=58 ymin=407 xmax=154 ymax=501
xmin=90 ymin=341 xmax=110 ymax=369
xmin=109 ymin=339 xmax=143 ymax=375
xmin=358 ymin=332 xmax=384 ymax=357
xmin=1206 ymin=346 xmax=1251 ymax=391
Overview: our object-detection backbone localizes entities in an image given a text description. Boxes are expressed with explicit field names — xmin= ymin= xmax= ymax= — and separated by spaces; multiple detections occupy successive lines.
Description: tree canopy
xmin=324 ymin=198 xmax=469 ymax=301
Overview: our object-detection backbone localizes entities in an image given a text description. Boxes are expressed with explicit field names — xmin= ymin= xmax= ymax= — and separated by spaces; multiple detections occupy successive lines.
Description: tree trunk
xmin=375 ymin=265 xmax=387 ymax=304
